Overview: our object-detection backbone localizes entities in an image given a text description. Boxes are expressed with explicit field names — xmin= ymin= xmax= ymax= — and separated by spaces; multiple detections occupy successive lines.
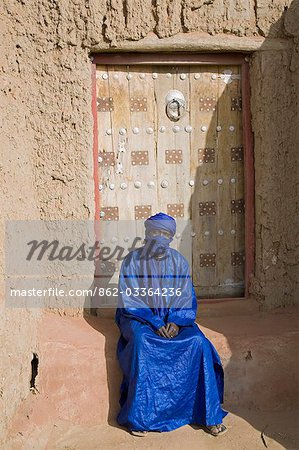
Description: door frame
xmin=91 ymin=53 xmax=254 ymax=302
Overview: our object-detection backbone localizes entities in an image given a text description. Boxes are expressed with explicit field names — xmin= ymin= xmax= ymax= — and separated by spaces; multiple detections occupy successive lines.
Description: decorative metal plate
xmin=199 ymin=201 xmax=216 ymax=216
xmin=131 ymin=151 xmax=149 ymax=166
xmin=231 ymin=147 xmax=244 ymax=162
xmin=231 ymin=199 xmax=245 ymax=214
xmin=199 ymin=96 xmax=217 ymax=112
xmin=198 ymin=148 xmax=215 ymax=164
xmin=165 ymin=150 xmax=183 ymax=164
xmin=99 ymin=260 xmax=116 ymax=275
xmin=231 ymin=252 xmax=245 ymax=266
xmin=98 ymin=151 xmax=115 ymax=167
xmin=130 ymin=98 xmax=147 ymax=112
xmin=97 ymin=97 xmax=114 ymax=112
xmin=100 ymin=207 xmax=119 ymax=221
xmin=167 ymin=203 xmax=184 ymax=218
xmin=231 ymin=97 xmax=242 ymax=111
xmin=200 ymin=253 xmax=216 ymax=267
xmin=135 ymin=205 xmax=152 ymax=220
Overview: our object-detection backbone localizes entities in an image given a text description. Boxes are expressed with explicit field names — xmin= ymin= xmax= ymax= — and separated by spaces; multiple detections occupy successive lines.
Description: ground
xmin=5 ymin=409 xmax=299 ymax=449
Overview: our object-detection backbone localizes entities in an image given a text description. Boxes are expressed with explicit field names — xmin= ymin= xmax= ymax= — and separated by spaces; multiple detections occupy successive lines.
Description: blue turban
xmin=144 ymin=212 xmax=176 ymax=237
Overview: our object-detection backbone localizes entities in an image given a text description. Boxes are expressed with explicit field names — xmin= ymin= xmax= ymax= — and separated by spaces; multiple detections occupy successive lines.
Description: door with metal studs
xmin=96 ymin=64 xmax=245 ymax=298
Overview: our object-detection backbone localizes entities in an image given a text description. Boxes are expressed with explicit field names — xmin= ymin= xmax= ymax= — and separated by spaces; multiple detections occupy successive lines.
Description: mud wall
xmin=0 ymin=0 xmax=298 ymax=442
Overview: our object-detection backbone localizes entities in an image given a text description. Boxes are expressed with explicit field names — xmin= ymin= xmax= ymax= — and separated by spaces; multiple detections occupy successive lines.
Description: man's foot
xmin=204 ymin=424 xmax=228 ymax=436
xmin=130 ymin=430 xmax=148 ymax=437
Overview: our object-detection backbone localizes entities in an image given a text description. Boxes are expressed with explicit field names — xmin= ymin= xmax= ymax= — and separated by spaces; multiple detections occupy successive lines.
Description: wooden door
xmin=95 ymin=63 xmax=245 ymax=298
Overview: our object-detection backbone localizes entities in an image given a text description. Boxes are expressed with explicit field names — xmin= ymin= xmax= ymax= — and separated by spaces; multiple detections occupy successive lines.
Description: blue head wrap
xmin=143 ymin=213 xmax=176 ymax=258
xmin=144 ymin=212 xmax=176 ymax=238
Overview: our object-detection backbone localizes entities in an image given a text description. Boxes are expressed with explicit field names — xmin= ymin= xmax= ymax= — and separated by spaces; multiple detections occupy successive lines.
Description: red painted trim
xmin=91 ymin=60 xmax=100 ymax=244
xmin=241 ymin=60 xmax=255 ymax=297
xmin=91 ymin=53 xmax=255 ymax=301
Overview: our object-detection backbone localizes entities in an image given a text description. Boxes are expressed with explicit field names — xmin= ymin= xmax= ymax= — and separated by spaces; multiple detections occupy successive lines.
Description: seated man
xmin=115 ymin=212 xmax=228 ymax=437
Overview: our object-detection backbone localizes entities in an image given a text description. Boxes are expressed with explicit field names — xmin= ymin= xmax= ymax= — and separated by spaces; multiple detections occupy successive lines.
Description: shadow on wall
xmin=83 ymin=1 xmax=298 ymax=446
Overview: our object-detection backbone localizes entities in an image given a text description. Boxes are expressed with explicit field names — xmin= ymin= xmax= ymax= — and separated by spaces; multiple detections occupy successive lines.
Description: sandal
xmin=204 ymin=424 xmax=228 ymax=436
xmin=130 ymin=430 xmax=148 ymax=437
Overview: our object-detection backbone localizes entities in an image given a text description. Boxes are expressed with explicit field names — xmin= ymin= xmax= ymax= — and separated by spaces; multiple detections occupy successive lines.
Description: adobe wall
xmin=0 ymin=0 xmax=298 ymax=442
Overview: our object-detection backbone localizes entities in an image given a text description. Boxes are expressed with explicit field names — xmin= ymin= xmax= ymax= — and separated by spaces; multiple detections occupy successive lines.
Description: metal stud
xmin=194 ymin=73 xmax=201 ymax=80
xmin=161 ymin=180 xmax=169 ymax=188
xmin=217 ymin=178 xmax=223 ymax=185
xmin=113 ymin=73 xmax=119 ymax=80
xmin=146 ymin=127 xmax=154 ymax=134
xmin=152 ymin=73 xmax=158 ymax=79
xmin=176 ymin=233 xmax=181 ymax=239
xmin=218 ymin=229 xmax=224 ymax=235
xmin=134 ymin=181 xmax=142 ymax=189
xmin=216 ymin=125 xmax=222 ymax=132
xmin=99 ymin=184 xmax=103 ymax=191
xmin=147 ymin=181 xmax=155 ymax=189
xmin=98 ymin=156 xmax=103 ymax=163
xmin=159 ymin=126 xmax=166 ymax=133
xmin=211 ymin=74 xmax=217 ymax=80
xmin=119 ymin=128 xmax=127 ymax=135
xmin=99 ymin=211 xmax=105 ymax=218
xmin=139 ymin=73 xmax=145 ymax=79
xmin=111 ymin=237 xmax=118 ymax=243
xmin=100 ymin=239 xmax=105 ymax=245
xmin=189 ymin=180 xmax=195 ymax=187
xmin=166 ymin=73 xmax=172 ymax=78
xmin=185 ymin=125 xmax=192 ymax=133
xmin=173 ymin=125 xmax=180 ymax=133
xmin=120 ymin=182 xmax=127 ymax=190
xmin=191 ymin=231 xmax=196 ymax=237
xmin=132 ymin=127 xmax=140 ymax=135
xmin=231 ymin=229 xmax=236 ymax=235
xmin=180 ymin=73 xmax=187 ymax=80
xmin=102 ymin=73 xmax=108 ymax=80
xmin=203 ymin=179 xmax=209 ymax=185
xmin=230 ymin=177 xmax=236 ymax=184
xmin=201 ymin=125 xmax=207 ymax=132
xmin=106 ymin=128 xmax=112 ymax=135
xmin=126 ymin=73 xmax=133 ymax=80
xmin=109 ymin=183 xmax=115 ymax=190
xmin=229 ymin=125 xmax=235 ymax=132
xmin=204 ymin=231 xmax=210 ymax=236
xmin=124 ymin=236 xmax=130 ymax=242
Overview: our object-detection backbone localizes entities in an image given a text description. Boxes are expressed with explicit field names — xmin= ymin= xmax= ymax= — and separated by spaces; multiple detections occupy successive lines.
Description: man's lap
xmin=118 ymin=315 xmax=207 ymax=346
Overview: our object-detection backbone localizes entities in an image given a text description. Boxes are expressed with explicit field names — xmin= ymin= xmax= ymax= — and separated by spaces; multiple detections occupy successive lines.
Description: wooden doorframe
xmin=91 ymin=53 xmax=255 ymax=302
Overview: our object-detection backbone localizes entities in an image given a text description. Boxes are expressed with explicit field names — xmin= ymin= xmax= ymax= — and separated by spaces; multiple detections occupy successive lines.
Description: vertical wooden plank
xmin=217 ymin=64 xmax=244 ymax=296
xmin=172 ymin=66 xmax=191 ymax=258
xmin=233 ymin=65 xmax=245 ymax=285
xmin=154 ymin=65 xmax=176 ymax=237
xmin=127 ymin=65 xmax=158 ymax=242
xmin=242 ymin=60 xmax=255 ymax=298
xmin=96 ymin=65 xmax=117 ymax=259
xmin=190 ymin=65 xmax=218 ymax=291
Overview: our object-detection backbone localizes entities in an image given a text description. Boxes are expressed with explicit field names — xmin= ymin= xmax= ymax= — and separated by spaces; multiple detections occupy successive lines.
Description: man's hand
xmin=155 ymin=323 xmax=180 ymax=338
xmin=166 ymin=322 xmax=179 ymax=338
xmin=156 ymin=325 xmax=171 ymax=338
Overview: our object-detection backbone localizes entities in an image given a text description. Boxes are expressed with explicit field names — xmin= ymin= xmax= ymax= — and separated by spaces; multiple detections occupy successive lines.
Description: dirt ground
xmin=5 ymin=409 xmax=299 ymax=450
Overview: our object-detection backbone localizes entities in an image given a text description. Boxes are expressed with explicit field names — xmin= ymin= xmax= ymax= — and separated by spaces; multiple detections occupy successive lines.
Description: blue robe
xmin=115 ymin=246 xmax=228 ymax=432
